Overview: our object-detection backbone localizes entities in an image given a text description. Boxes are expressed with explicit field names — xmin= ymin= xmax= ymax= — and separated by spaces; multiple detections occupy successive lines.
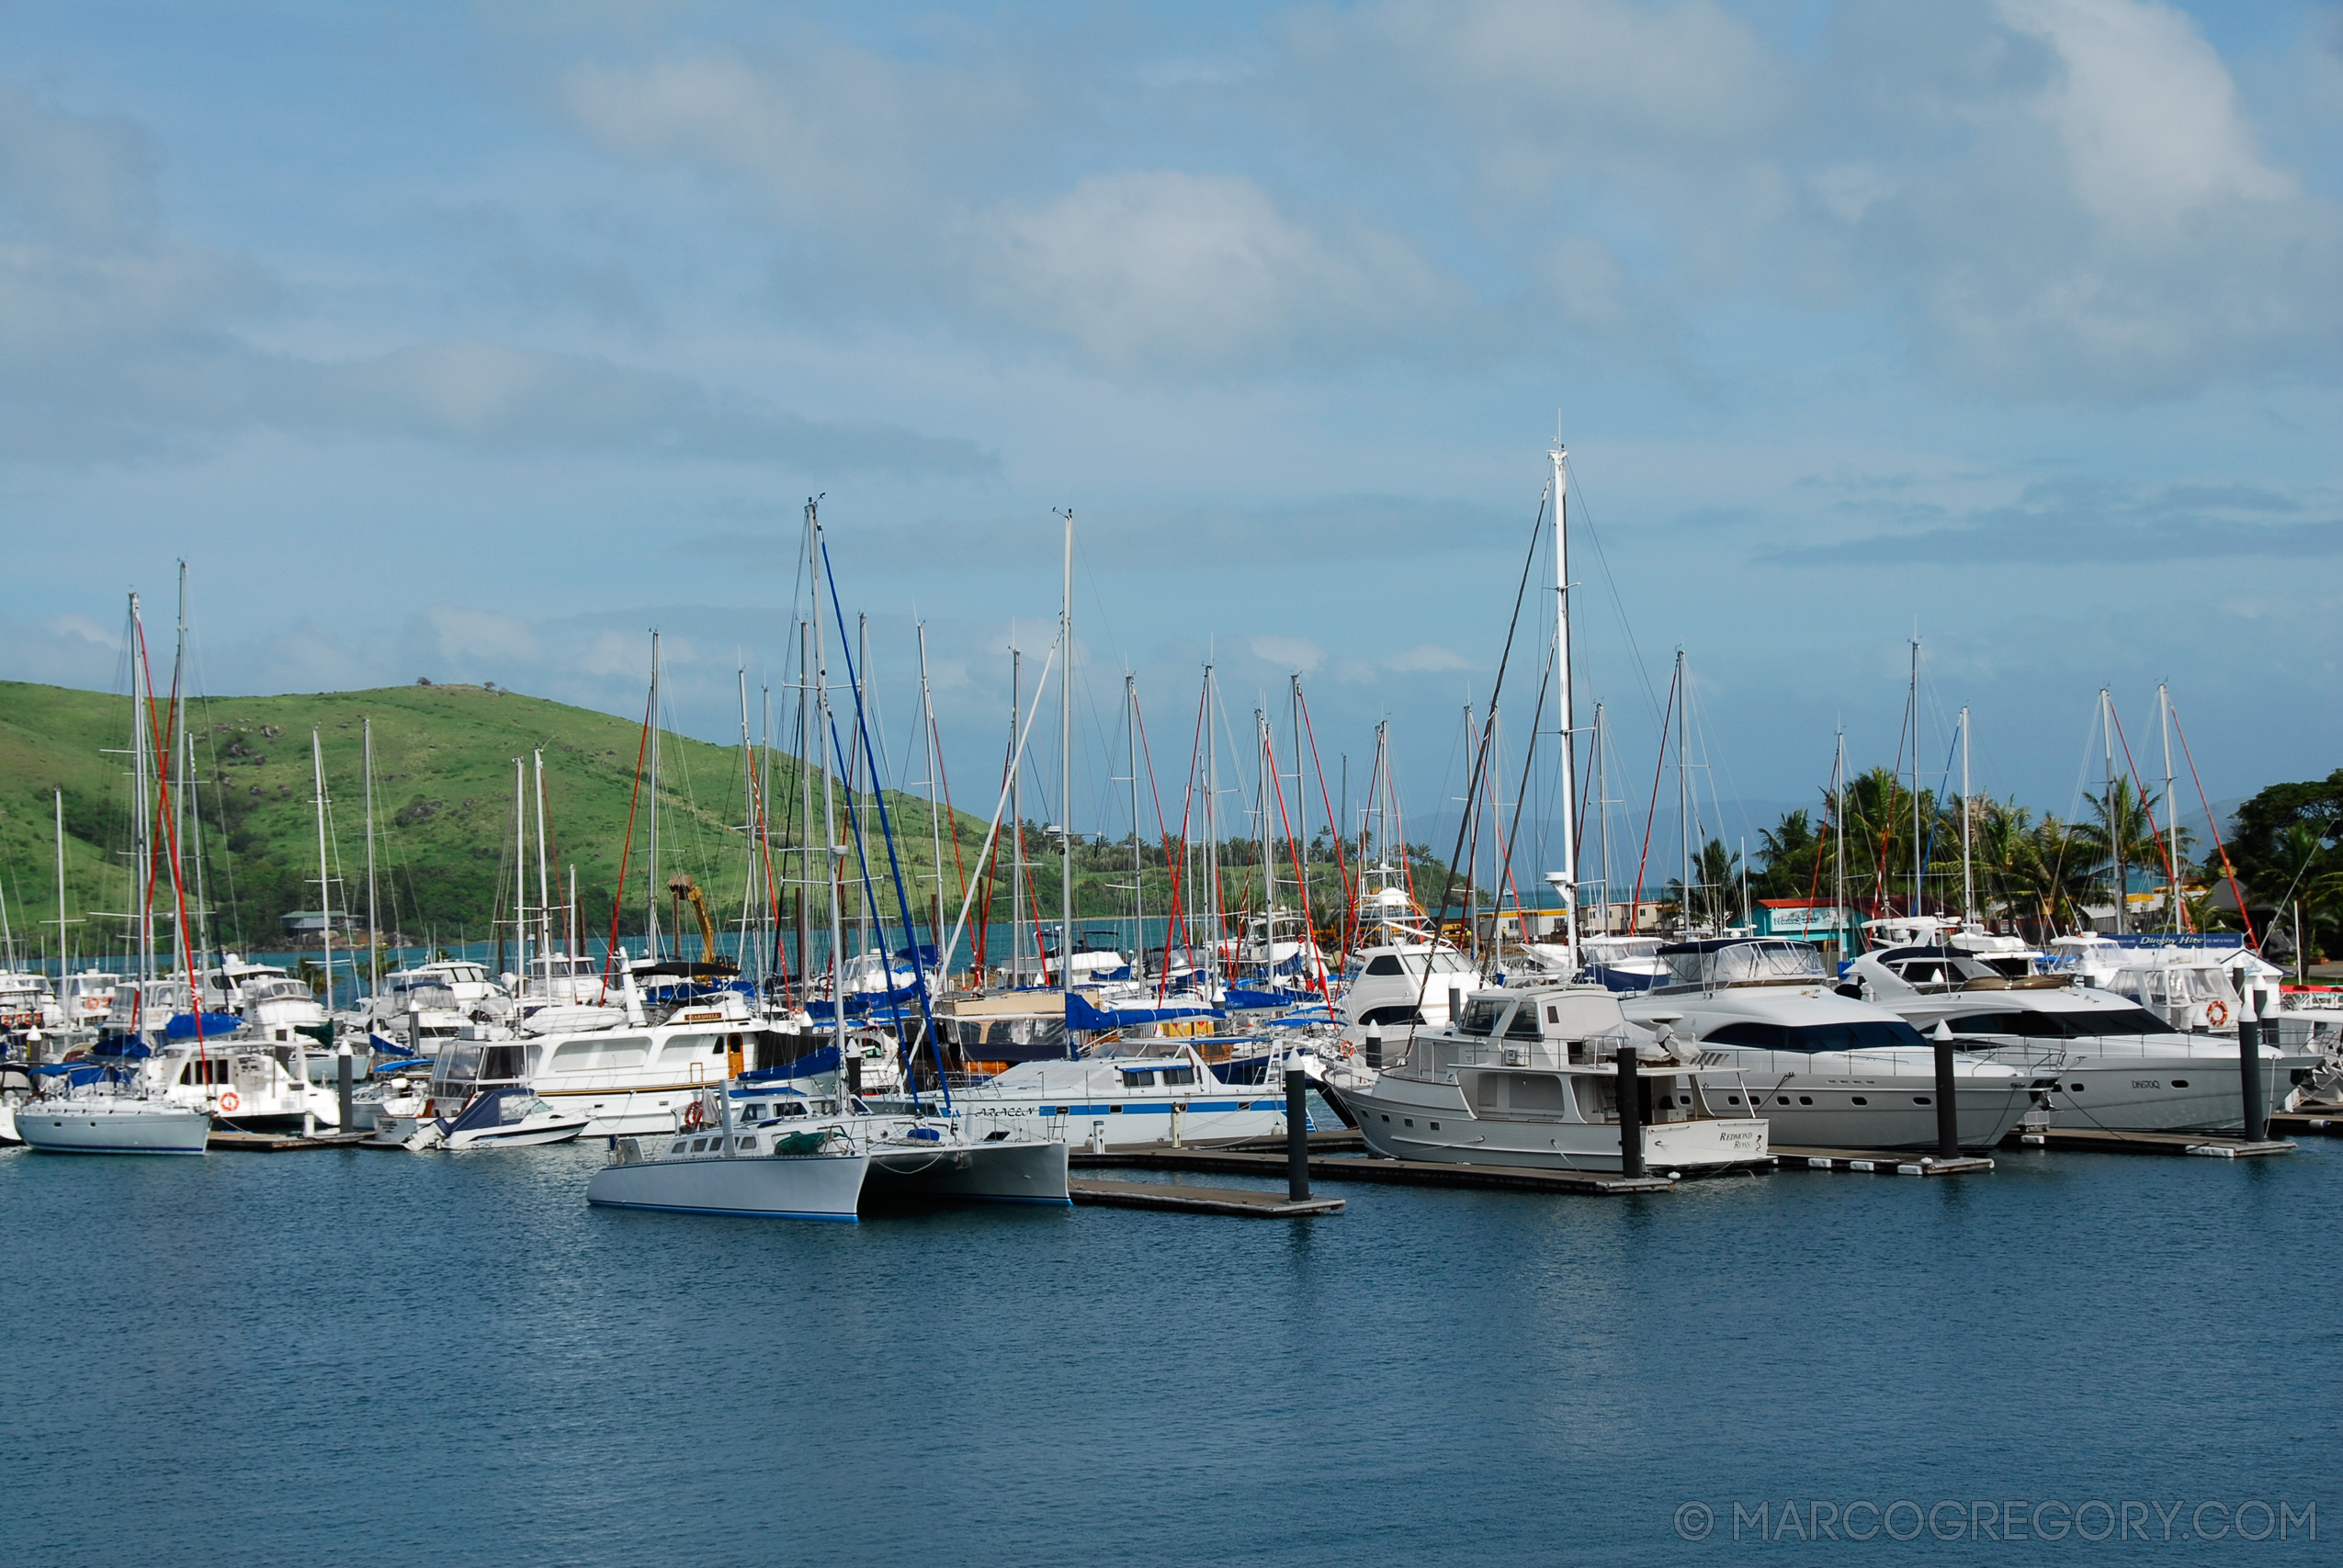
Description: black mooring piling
xmin=1616 ymin=1045 xmax=1645 ymax=1179
xmin=2240 ymin=995 xmax=2267 ymax=1144
xmin=1933 ymin=1030 xmax=1961 ymax=1159
xmin=1285 ymin=1069 xmax=1309 ymax=1201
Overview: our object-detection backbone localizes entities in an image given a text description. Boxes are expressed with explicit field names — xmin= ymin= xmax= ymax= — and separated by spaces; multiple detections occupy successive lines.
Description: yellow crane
xmin=667 ymin=873 xmax=719 ymax=964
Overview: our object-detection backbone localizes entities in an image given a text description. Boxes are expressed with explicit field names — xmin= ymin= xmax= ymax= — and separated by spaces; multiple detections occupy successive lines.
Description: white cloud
xmin=1385 ymin=644 xmax=1471 ymax=673
xmin=1250 ymin=634 xmax=1323 ymax=672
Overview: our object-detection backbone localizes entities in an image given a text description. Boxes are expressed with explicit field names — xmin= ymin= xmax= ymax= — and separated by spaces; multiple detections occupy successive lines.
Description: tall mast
xmin=1675 ymin=648 xmax=1690 ymax=933
xmin=1959 ymin=705 xmax=1974 ymax=926
xmin=1059 ymin=509 xmax=1073 ymax=1004
xmin=1126 ymin=673 xmax=1141 ymax=973
xmin=364 ymin=717 xmax=379 ymax=998
xmin=809 ymin=498 xmax=847 ymax=1072
xmin=1834 ymin=729 xmax=1848 ymax=953
xmin=2160 ymin=682 xmax=2179 ymax=931
xmin=1909 ymin=637 xmax=1922 ymax=920
xmin=2100 ymin=686 xmax=2120 ymax=935
xmin=738 ymin=665 xmax=759 ymax=982
xmin=797 ymin=620 xmax=813 ymax=990
xmin=1204 ymin=664 xmax=1219 ymax=987
xmin=1257 ymin=708 xmax=1273 ymax=926
xmin=1550 ymin=437 xmax=1578 ymax=966
xmin=514 ymin=757 xmax=527 ymax=983
xmin=533 ymin=748 xmax=552 ymax=973
xmin=646 ymin=632 xmax=662 ymax=959
xmin=1010 ymin=648 xmax=1024 ymax=983
xmin=130 ymin=593 xmax=151 ymax=998
xmin=762 ymin=682 xmax=775 ymax=981
xmin=53 ymin=788 xmax=67 ymax=977
xmin=171 ymin=563 xmax=188 ymax=976
xmin=854 ymin=614 xmax=871 ymax=964
xmin=1594 ymin=703 xmax=1612 ymax=933
xmin=311 ymin=728 xmax=334 ymax=1026
xmin=918 ymin=624 xmax=945 ymax=953
xmin=187 ymin=725 xmax=212 ymax=972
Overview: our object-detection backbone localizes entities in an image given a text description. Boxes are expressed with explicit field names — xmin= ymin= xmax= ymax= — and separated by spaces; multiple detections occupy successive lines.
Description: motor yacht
xmin=1845 ymin=945 xmax=2316 ymax=1132
xmin=1327 ymin=981 xmax=1770 ymax=1175
xmin=1620 ymin=938 xmax=2038 ymax=1150
xmin=947 ymin=1037 xmax=1298 ymax=1151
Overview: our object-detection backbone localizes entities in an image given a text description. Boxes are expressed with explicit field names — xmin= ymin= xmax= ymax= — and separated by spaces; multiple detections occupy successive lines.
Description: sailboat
xmin=587 ymin=499 xmax=1069 ymax=1219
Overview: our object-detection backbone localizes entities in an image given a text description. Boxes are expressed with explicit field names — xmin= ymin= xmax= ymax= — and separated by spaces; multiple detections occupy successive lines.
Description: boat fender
xmin=220 ymin=1090 xmax=240 ymax=1112
xmin=2205 ymin=1000 xmax=2228 ymax=1027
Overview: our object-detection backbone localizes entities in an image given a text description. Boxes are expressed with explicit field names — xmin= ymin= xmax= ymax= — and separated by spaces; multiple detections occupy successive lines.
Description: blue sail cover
xmin=1222 ymin=986 xmax=1308 ymax=1012
xmin=740 ymin=1044 xmax=842 ymax=1083
xmin=1063 ymin=991 xmax=1224 ymax=1032
xmin=367 ymin=1030 xmax=428 ymax=1059
xmin=806 ymin=986 xmax=924 ymax=1021
xmin=164 ymin=1012 xmax=245 ymax=1040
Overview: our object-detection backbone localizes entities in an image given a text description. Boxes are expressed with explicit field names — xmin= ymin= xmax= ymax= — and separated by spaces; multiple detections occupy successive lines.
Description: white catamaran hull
xmin=586 ymin=1132 xmax=1070 ymax=1220
xmin=18 ymin=1100 xmax=210 ymax=1155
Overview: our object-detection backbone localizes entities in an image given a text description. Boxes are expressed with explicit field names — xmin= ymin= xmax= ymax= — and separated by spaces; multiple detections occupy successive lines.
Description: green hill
xmin=0 ymin=678 xmax=1006 ymax=965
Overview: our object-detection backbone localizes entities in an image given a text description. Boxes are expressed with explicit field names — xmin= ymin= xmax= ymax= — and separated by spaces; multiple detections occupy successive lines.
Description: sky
xmin=1 ymin=0 xmax=2337 ymax=870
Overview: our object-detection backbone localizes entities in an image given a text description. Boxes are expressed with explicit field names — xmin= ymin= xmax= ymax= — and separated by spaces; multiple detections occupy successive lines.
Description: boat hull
xmin=1710 ymin=1078 xmax=2030 ymax=1150
xmin=2043 ymin=1052 xmax=2318 ymax=1133
xmin=585 ymin=1131 xmax=1071 ymax=1219
xmin=1333 ymin=1079 xmax=1768 ymax=1173
xmin=18 ymin=1101 xmax=210 ymax=1155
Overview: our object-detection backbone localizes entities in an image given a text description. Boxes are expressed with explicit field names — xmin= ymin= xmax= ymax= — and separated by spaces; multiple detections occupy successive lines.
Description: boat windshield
xmin=1662 ymin=941 xmax=1825 ymax=988
xmin=1703 ymin=1019 xmax=1928 ymax=1052
xmin=1951 ymin=1007 xmax=2177 ymax=1038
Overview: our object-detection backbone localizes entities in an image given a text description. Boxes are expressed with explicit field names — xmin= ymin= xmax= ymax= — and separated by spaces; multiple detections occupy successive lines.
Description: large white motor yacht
xmin=1620 ymin=938 xmax=2039 ymax=1150
xmin=1329 ymin=981 xmax=1769 ymax=1174
xmin=1845 ymin=945 xmax=2317 ymax=1132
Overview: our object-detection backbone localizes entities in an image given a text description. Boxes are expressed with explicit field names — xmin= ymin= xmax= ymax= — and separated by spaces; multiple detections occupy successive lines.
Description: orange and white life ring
xmin=219 ymin=1090 xmax=240 ymax=1112
xmin=683 ymin=1100 xmax=705 ymax=1130
xmin=2204 ymin=999 xmax=2228 ymax=1028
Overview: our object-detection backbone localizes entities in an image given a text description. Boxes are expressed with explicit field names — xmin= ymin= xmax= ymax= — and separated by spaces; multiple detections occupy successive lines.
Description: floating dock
xmin=2269 ymin=1108 xmax=2343 ymax=1140
xmin=1072 ymin=1145 xmax=1676 ymax=1194
xmin=208 ymin=1129 xmax=374 ymax=1152
xmin=2006 ymin=1127 xmax=2296 ymax=1157
xmin=1070 ymin=1178 xmax=1342 ymax=1218
xmin=1772 ymin=1146 xmax=1995 ymax=1176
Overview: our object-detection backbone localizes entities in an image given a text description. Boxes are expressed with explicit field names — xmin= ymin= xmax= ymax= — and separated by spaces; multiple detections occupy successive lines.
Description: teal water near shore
xmin=0 ymin=1138 xmax=2330 ymax=1565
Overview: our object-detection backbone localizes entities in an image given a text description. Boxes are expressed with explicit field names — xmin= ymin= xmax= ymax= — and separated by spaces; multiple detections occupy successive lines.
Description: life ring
xmin=1338 ymin=1040 xmax=1356 ymax=1058
xmin=683 ymin=1100 xmax=705 ymax=1130
xmin=219 ymin=1090 xmax=240 ymax=1112
xmin=2205 ymin=1000 xmax=2228 ymax=1027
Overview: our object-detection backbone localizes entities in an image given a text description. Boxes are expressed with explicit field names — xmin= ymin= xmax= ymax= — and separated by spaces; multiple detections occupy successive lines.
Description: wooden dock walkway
xmin=1070 ymin=1178 xmax=1343 ymax=1218
xmin=1771 ymin=1146 xmax=1995 ymax=1176
xmin=1070 ymin=1145 xmax=1675 ymax=1194
xmin=2006 ymin=1127 xmax=2296 ymax=1157
xmin=208 ymin=1129 xmax=374 ymax=1152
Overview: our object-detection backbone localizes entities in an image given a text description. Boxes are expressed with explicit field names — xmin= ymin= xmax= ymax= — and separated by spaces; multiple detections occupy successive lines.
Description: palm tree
xmin=1755 ymin=809 xmax=1821 ymax=900
xmin=2070 ymin=779 xmax=2173 ymax=932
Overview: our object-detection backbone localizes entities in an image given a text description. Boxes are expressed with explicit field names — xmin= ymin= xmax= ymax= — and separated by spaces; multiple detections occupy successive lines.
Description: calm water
xmin=1 ymin=1136 xmax=2332 ymax=1565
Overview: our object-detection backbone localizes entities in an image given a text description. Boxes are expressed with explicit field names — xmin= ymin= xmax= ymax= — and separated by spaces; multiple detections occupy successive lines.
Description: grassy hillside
xmin=0 ymin=678 xmax=1433 ymax=967
xmin=0 ymin=679 xmax=1006 ymax=963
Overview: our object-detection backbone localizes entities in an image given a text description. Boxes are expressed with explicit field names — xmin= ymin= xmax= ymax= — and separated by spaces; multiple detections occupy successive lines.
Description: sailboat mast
xmin=514 ymin=757 xmax=527 ymax=983
xmin=1126 ymin=674 xmax=1140 ymax=973
xmin=809 ymin=498 xmax=847 ymax=1068
xmin=646 ymin=632 xmax=662 ymax=960
xmin=311 ymin=728 xmax=334 ymax=1025
xmin=1594 ymin=703 xmax=1611 ymax=933
xmin=1205 ymin=665 xmax=1219 ymax=987
xmin=172 ymin=563 xmax=188 ymax=976
xmin=2100 ymin=686 xmax=2120 ymax=935
xmin=2160 ymin=682 xmax=2179 ymax=931
xmin=1675 ymin=648 xmax=1689 ymax=933
xmin=1960 ymin=705 xmax=1974 ymax=925
xmin=738 ymin=666 xmax=759 ymax=984
xmin=1010 ymin=648 xmax=1024 ymax=983
xmin=53 ymin=788 xmax=66 ymax=977
xmin=130 ymin=593 xmax=151 ymax=999
xmin=533 ymin=749 xmax=553 ymax=973
xmin=364 ymin=717 xmax=379 ymax=998
xmin=187 ymin=726 xmax=212 ymax=972
xmin=918 ymin=624 xmax=945 ymax=953
xmin=1550 ymin=439 xmax=1578 ymax=966
xmin=1909 ymin=638 xmax=1922 ymax=920
xmin=1834 ymin=729 xmax=1848 ymax=953
xmin=854 ymin=614 xmax=870 ymax=966
xmin=797 ymin=620 xmax=813 ymax=989
xmin=1060 ymin=509 xmax=1073 ymax=1004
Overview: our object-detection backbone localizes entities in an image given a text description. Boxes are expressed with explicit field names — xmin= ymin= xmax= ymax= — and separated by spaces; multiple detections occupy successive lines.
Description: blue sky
xmin=2 ymin=1 xmax=2337 ymax=863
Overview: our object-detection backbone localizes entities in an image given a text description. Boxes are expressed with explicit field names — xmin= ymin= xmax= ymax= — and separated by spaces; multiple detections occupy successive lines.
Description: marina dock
xmin=208 ymin=1129 xmax=374 ymax=1152
xmin=1772 ymin=1146 xmax=1995 ymax=1176
xmin=1070 ymin=1178 xmax=1342 ymax=1218
xmin=1072 ymin=1145 xmax=1677 ymax=1194
xmin=2006 ymin=1127 xmax=2297 ymax=1157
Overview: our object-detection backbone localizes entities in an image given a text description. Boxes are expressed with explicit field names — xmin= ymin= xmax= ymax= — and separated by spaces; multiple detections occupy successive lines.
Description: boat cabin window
xmin=1703 ymin=1019 xmax=1929 ymax=1052
xmin=1456 ymin=999 xmax=1508 ymax=1037
xmin=1661 ymin=941 xmax=1826 ymax=988
xmin=1504 ymin=1003 xmax=1545 ymax=1040
xmin=1364 ymin=954 xmax=1405 ymax=976
xmin=1949 ymin=1011 xmax=2070 ymax=1039
xmin=658 ymin=1032 xmax=722 ymax=1062
xmin=550 ymin=1037 xmax=650 ymax=1072
xmin=481 ymin=1045 xmax=527 ymax=1081
xmin=2069 ymin=1006 xmax=2176 ymax=1036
